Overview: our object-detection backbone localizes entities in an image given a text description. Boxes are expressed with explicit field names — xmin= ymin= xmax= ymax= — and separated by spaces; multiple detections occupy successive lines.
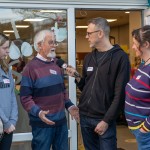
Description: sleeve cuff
xmin=65 ymin=100 xmax=74 ymax=110
xmin=75 ymin=78 xmax=85 ymax=91
xmin=3 ymin=121 xmax=11 ymax=130
xmin=68 ymin=105 xmax=75 ymax=111
xmin=38 ymin=110 xmax=43 ymax=116
xmin=30 ymin=105 xmax=41 ymax=117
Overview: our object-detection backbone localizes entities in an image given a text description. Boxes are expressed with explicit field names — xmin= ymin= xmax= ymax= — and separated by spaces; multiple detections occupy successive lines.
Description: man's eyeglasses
xmin=48 ymin=41 xmax=58 ymax=46
xmin=86 ymin=30 xmax=100 ymax=37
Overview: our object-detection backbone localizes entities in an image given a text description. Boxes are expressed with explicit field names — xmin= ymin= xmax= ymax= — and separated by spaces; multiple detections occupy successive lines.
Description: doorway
xmin=75 ymin=9 xmax=142 ymax=150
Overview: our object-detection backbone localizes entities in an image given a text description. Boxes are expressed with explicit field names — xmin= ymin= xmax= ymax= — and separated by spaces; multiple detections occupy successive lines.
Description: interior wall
xmin=129 ymin=11 xmax=142 ymax=66
xmin=110 ymin=24 xmax=129 ymax=53
xmin=76 ymin=28 xmax=90 ymax=52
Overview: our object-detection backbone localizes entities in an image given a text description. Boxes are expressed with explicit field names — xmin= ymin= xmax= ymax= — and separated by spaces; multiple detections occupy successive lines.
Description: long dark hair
xmin=0 ymin=33 xmax=10 ymax=73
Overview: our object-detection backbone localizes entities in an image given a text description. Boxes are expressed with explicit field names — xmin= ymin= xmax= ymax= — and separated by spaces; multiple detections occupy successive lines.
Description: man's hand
xmin=68 ymin=106 xmax=79 ymax=123
xmin=66 ymin=66 xmax=81 ymax=82
xmin=66 ymin=66 xmax=77 ymax=77
xmin=4 ymin=124 xmax=15 ymax=134
xmin=94 ymin=120 xmax=108 ymax=135
xmin=39 ymin=110 xmax=55 ymax=125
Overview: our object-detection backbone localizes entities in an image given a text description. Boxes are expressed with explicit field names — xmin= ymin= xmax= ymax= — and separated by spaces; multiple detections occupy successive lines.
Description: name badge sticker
xmin=3 ymin=79 xmax=10 ymax=84
xmin=50 ymin=69 xmax=57 ymax=75
xmin=87 ymin=67 xmax=93 ymax=71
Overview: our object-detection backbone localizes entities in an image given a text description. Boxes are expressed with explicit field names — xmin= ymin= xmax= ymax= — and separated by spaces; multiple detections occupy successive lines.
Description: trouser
xmin=131 ymin=129 xmax=150 ymax=150
xmin=0 ymin=132 xmax=13 ymax=150
xmin=80 ymin=114 xmax=117 ymax=150
xmin=31 ymin=123 xmax=68 ymax=150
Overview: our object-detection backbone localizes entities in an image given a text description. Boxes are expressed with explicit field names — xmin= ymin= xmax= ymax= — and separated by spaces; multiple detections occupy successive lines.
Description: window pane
xmin=0 ymin=8 xmax=68 ymax=148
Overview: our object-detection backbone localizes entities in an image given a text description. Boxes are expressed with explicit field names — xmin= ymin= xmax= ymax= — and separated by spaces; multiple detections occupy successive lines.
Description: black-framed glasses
xmin=86 ymin=30 xmax=100 ymax=37
xmin=48 ymin=41 xmax=58 ymax=46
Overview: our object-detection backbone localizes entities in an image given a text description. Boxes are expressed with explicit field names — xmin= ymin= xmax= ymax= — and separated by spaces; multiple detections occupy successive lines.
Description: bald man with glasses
xmin=66 ymin=17 xmax=130 ymax=150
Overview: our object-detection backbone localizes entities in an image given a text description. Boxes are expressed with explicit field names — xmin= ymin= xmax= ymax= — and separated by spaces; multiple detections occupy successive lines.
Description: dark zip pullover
xmin=76 ymin=44 xmax=130 ymax=124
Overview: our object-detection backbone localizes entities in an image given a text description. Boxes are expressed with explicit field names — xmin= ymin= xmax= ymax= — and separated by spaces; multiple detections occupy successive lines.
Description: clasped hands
xmin=4 ymin=124 xmax=16 ymax=134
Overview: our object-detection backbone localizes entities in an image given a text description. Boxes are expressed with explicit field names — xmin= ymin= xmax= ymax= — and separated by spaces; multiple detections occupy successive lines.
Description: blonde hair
xmin=0 ymin=33 xmax=10 ymax=73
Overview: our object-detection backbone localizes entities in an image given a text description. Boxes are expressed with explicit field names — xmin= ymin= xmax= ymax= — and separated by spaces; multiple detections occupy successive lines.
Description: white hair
xmin=34 ymin=29 xmax=54 ymax=52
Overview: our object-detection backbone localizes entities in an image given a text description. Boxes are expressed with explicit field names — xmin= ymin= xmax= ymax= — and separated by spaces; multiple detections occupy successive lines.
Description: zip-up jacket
xmin=76 ymin=44 xmax=130 ymax=124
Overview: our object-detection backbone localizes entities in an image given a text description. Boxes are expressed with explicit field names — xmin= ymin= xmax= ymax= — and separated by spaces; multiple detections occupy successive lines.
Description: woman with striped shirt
xmin=125 ymin=25 xmax=150 ymax=150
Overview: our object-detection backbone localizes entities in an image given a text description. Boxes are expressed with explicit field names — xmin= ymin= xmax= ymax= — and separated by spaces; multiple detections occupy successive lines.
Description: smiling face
xmin=38 ymin=32 xmax=57 ymax=60
xmin=131 ymin=26 xmax=150 ymax=59
xmin=0 ymin=40 xmax=10 ymax=60
xmin=132 ymin=37 xmax=142 ymax=57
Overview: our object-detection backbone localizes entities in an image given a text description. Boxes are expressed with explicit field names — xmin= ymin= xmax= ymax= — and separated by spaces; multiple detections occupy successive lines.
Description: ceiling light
xmin=4 ymin=34 xmax=10 ymax=36
xmin=76 ymin=19 xmax=117 ymax=28
xmin=24 ymin=18 xmax=45 ymax=22
xmin=40 ymin=10 xmax=63 ymax=13
xmin=125 ymin=11 xmax=130 ymax=14
xmin=3 ymin=30 xmax=14 ymax=33
xmin=16 ymin=25 xmax=29 ymax=28
xmin=107 ymin=19 xmax=117 ymax=22
xmin=76 ymin=26 xmax=88 ymax=28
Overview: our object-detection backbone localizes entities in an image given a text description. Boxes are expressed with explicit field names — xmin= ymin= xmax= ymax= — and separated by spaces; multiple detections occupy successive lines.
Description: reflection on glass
xmin=0 ymin=8 xmax=68 ymax=149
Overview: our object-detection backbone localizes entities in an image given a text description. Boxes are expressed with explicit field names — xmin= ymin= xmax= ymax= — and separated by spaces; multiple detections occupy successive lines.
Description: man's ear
xmin=37 ymin=42 xmax=42 ymax=50
xmin=98 ymin=30 xmax=103 ymax=38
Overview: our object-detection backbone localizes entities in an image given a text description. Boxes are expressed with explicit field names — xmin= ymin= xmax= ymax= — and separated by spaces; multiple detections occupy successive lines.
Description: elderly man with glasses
xmin=20 ymin=29 xmax=79 ymax=150
xmin=66 ymin=17 xmax=130 ymax=150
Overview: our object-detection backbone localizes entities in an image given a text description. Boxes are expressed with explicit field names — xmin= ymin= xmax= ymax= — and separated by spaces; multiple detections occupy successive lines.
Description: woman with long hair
xmin=0 ymin=33 xmax=18 ymax=150
xmin=125 ymin=25 xmax=150 ymax=150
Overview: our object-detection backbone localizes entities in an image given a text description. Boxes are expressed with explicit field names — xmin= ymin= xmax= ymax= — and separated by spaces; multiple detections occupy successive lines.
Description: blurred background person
xmin=125 ymin=25 xmax=150 ymax=150
xmin=0 ymin=33 xmax=18 ymax=150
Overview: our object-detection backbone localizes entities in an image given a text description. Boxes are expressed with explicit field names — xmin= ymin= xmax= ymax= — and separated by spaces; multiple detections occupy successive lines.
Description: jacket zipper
xmin=86 ymin=51 xmax=109 ymax=113
xmin=87 ymin=67 xmax=99 ymax=105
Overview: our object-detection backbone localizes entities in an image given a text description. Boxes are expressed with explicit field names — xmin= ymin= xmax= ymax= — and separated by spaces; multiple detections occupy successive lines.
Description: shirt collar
xmin=36 ymin=53 xmax=54 ymax=62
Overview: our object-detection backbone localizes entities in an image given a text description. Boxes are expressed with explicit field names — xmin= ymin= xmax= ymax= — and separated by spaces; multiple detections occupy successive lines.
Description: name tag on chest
xmin=50 ymin=69 xmax=57 ymax=75
xmin=3 ymin=79 xmax=10 ymax=84
xmin=87 ymin=67 xmax=93 ymax=71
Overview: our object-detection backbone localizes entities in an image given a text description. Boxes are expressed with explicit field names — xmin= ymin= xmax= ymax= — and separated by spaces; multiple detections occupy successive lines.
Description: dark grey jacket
xmin=76 ymin=44 xmax=130 ymax=124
